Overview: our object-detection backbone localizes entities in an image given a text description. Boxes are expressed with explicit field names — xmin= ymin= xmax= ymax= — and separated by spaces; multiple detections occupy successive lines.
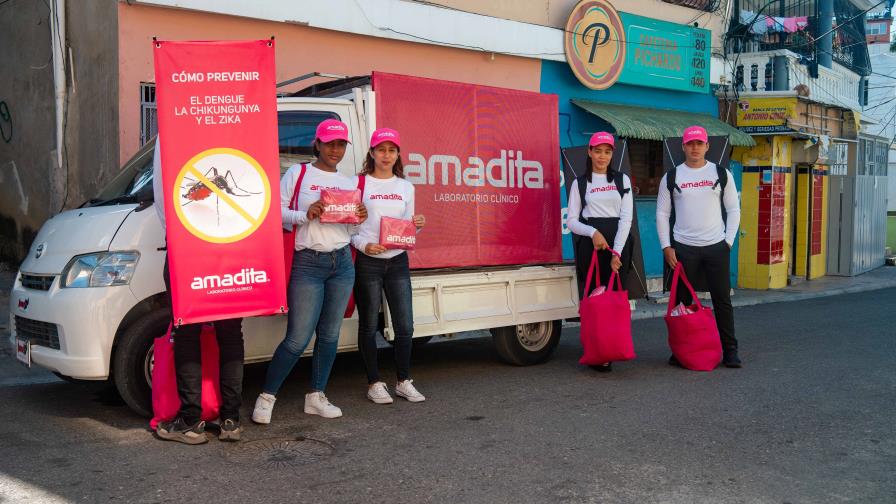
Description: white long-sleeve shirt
xmin=566 ymin=173 xmax=633 ymax=253
xmin=351 ymin=175 xmax=415 ymax=259
xmin=656 ymin=161 xmax=740 ymax=249
xmin=281 ymin=164 xmax=357 ymax=252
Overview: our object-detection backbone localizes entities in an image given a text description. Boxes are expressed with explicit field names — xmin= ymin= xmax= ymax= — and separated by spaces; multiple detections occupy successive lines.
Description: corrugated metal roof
xmin=572 ymin=99 xmax=756 ymax=147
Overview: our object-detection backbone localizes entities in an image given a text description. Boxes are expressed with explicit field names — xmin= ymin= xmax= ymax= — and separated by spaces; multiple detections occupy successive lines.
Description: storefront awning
xmin=572 ymin=99 xmax=756 ymax=147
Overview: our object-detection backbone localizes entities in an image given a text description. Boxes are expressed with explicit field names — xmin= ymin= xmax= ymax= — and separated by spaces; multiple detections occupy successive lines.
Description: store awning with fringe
xmin=571 ymin=99 xmax=756 ymax=147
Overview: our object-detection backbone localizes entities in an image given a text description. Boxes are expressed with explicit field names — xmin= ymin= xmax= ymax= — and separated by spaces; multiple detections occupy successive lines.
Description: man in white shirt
xmin=656 ymin=126 xmax=742 ymax=368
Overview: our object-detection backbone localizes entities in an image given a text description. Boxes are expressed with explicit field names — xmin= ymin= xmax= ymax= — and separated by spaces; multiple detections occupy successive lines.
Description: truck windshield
xmin=85 ymin=139 xmax=155 ymax=207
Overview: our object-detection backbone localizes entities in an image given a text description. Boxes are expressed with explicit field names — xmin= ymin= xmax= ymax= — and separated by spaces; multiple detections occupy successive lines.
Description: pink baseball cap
xmin=315 ymin=119 xmax=351 ymax=144
xmin=589 ymin=131 xmax=615 ymax=149
xmin=682 ymin=125 xmax=708 ymax=144
xmin=370 ymin=128 xmax=401 ymax=149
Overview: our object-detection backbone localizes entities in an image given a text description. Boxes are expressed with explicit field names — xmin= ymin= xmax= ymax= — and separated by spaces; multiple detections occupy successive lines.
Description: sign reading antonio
xmin=564 ymin=0 xmax=711 ymax=93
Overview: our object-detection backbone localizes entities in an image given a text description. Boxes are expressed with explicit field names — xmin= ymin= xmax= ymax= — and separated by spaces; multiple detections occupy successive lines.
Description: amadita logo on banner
xmin=191 ymin=268 xmax=269 ymax=290
xmin=405 ymin=150 xmax=544 ymax=189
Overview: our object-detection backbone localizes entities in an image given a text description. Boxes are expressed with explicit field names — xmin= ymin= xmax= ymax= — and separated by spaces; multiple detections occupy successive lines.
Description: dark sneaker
xmin=723 ymin=349 xmax=742 ymax=368
xmin=590 ymin=362 xmax=613 ymax=373
xmin=668 ymin=355 xmax=681 ymax=367
xmin=219 ymin=419 xmax=242 ymax=442
xmin=156 ymin=418 xmax=208 ymax=445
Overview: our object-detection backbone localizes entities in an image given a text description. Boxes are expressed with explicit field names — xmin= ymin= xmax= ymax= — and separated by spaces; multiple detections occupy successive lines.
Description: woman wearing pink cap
xmin=567 ymin=131 xmax=634 ymax=372
xmin=351 ymin=128 xmax=427 ymax=404
xmin=253 ymin=118 xmax=367 ymax=423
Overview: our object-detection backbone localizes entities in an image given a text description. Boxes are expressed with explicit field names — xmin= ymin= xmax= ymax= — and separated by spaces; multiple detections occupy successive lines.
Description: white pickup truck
xmin=8 ymin=74 xmax=578 ymax=416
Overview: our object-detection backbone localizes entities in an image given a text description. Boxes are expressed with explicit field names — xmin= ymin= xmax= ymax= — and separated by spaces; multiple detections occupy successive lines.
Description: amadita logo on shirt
xmin=309 ymin=184 xmax=342 ymax=192
xmin=369 ymin=194 xmax=403 ymax=200
xmin=589 ymin=185 xmax=617 ymax=193
xmin=679 ymin=180 xmax=716 ymax=190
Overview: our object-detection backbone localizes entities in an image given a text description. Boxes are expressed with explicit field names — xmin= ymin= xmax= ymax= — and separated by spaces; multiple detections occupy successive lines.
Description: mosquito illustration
xmin=181 ymin=167 xmax=260 ymax=225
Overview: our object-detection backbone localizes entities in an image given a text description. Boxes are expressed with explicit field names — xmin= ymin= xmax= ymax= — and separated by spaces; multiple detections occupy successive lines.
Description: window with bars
xmin=140 ymin=83 xmax=157 ymax=147
xmin=875 ymin=141 xmax=889 ymax=176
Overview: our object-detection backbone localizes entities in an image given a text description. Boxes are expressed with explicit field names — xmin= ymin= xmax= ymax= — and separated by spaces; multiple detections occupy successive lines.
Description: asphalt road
xmin=0 ymin=288 xmax=893 ymax=503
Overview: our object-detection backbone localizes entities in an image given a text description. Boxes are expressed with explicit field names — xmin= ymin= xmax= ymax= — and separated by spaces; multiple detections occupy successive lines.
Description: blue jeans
xmin=263 ymin=246 xmax=354 ymax=395
xmin=354 ymin=252 xmax=414 ymax=384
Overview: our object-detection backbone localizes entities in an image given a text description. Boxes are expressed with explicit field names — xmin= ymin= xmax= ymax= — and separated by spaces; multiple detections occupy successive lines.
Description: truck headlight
xmin=61 ymin=252 xmax=140 ymax=288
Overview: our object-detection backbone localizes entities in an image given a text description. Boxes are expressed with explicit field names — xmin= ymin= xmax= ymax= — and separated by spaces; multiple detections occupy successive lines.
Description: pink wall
xmin=117 ymin=4 xmax=542 ymax=163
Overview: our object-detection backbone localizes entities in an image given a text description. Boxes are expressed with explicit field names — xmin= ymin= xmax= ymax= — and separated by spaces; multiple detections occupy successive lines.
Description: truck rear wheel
xmin=491 ymin=320 xmax=562 ymax=366
xmin=113 ymin=310 xmax=169 ymax=418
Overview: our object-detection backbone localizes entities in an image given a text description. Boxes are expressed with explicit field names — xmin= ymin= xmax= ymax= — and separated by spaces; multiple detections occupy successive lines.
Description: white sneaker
xmin=395 ymin=380 xmax=425 ymax=402
xmin=251 ymin=392 xmax=276 ymax=424
xmin=366 ymin=382 xmax=394 ymax=404
xmin=304 ymin=391 xmax=343 ymax=418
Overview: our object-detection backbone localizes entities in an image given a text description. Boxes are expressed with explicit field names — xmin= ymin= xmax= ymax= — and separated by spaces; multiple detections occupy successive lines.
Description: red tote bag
xmin=150 ymin=323 xmax=221 ymax=429
xmin=664 ymin=263 xmax=722 ymax=371
xmin=282 ymin=164 xmax=308 ymax=277
xmin=343 ymin=175 xmax=366 ymax=318
xmin=578 ymin=250 xmax=636 ymax=366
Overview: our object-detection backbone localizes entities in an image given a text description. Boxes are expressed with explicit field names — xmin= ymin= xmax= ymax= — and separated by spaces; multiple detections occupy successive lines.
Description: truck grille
xmin=14 ymin=316 xmax=61 ymax=350
xmin=20 ymin=274 xmax=56 ymax=291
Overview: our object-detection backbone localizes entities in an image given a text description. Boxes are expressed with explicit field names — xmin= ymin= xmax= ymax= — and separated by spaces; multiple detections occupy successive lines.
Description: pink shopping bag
xmin=578 ymin=249 xmax=636 ymax=366
xmin=150 ymin=323 xmax=221 ymax=429
xmin=664 ymin=263 xmax=722 ymax=371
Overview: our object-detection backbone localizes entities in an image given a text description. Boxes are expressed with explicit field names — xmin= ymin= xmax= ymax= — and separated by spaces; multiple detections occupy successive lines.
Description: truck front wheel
xmin=112 ymin=310 xmax=169 ymax=418
xmin=491 ymin=320 xmax=562 ymax=366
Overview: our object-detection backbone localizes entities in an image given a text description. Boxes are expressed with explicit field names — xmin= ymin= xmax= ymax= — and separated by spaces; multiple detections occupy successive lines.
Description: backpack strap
xmin=289 ymin=164 xmax=307 ymax=211
xmin=613 ymin=172 xmax=630 ymax=199
xmin=666 ymin=166 xmax=680 ymax=194
xmin=287 ymin=164 xmax=308 ymax=233
xmin=357 ymin=174 xmax=366 ymax=197
xmin=577 ymin=173 xmax=589 ymax=226
xmin=666 ymin=166 xmax=678 ymax=245
xmin=713 ymin=163 xmax=728 ymax=190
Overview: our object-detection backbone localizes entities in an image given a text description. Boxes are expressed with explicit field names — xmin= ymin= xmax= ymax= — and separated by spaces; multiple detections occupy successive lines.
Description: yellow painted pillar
xmin=733 ymin=136 xmax=792 ymax=290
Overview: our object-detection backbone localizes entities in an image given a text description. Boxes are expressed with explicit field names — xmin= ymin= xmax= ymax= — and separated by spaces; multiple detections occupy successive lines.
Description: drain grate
xmin=223 ymin=436 xmax=335 ymax=469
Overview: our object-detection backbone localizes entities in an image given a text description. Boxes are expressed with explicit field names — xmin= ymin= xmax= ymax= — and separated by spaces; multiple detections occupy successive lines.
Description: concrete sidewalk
xmin=630 ymin=264 xmax=896 ymax=321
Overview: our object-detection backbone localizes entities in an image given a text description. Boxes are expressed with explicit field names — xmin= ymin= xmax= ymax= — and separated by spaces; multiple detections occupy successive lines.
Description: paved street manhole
xmin=223 ymin=436 xmax=334 ymax=469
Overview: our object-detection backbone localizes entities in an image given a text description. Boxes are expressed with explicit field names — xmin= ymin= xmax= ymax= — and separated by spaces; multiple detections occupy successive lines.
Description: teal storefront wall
xmin=540 ymin=59 xmax=738 ymax=284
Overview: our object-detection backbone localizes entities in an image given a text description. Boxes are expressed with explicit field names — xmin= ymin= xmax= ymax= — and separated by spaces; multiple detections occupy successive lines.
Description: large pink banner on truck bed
xmin=373 ymin=72 xmax=562 ymax=269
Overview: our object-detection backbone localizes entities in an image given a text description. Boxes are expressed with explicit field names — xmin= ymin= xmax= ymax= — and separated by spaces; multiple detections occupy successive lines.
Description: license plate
xmin=16 ymin=338 xmax=31 ymax=368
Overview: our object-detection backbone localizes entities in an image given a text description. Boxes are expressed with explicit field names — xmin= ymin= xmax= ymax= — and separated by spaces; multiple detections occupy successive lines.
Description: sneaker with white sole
xmin=367 ymin=382 xmax=394 ymax=404
xmin=156 ymin=418 xmax=207 ymax=445
xmin=304 ymin=391 xmax=343 ymax=418
xmin=395 ymin=380 xmax=425 ymax=402
xmin=251 ymin=392 xmax=276 ymax=424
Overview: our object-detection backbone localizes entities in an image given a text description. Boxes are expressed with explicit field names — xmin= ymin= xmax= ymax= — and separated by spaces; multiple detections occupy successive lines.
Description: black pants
xmin=164 ymin=259 xmax=244 ymax=424
xmin=353 ymin=252 xmax=414 ymax=384
xmin=672 ymin=240 xmax=737 ymax=351
xmin=574 ymin=217 xmax=631 ymax=299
